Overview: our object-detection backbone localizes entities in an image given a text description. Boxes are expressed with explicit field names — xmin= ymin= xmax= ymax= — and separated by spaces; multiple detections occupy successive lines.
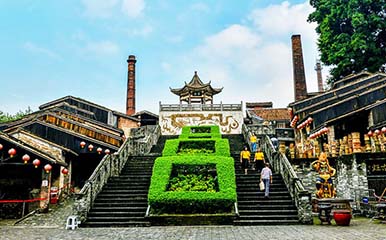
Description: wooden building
xmin=0 ymin=95 xmax=143 ymax=218
xmin=170 ymin=71 xmax=223 ymax=104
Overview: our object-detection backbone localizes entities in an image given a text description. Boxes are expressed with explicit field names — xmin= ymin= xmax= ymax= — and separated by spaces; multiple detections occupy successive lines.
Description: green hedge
xmin=179 ymin=125 xmax=221 ymax=139
xmin=162 ymin=138 xmax=230 ymax=157
xmin=148 ymin=155 xmax=236 ymax=214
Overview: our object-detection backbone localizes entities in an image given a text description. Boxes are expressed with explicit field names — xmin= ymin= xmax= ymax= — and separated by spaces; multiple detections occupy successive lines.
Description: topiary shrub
xmin=148 ymin=155 xmax=236 ymax=214
xmin=162 ymin=138 xmax=230 ymax=157
xmin=179 ymin=125 xmax=221 ymax=139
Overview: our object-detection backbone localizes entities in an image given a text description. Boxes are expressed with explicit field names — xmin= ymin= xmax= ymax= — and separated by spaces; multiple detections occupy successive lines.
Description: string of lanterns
xmin=309 ymin=127 xmax=329 ymax=139
xmin=296 ymin=117 xmax=313 ymax=130
xmin=0 ymin=145 xmax=69 ymax=174
xmin=79 ymin=141 xmax=110 ymax=155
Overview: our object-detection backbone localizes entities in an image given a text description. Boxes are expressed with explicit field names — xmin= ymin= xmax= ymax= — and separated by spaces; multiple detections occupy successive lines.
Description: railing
xmin=260 ymin=135 xmax=313 ymax=224
xmin=73 ymin=125 xmax=161 ymax=222
xmin=242 ymin=123 xmax=312 ymax=224
xmin=159 ymin=102 xmax=242 ymax=112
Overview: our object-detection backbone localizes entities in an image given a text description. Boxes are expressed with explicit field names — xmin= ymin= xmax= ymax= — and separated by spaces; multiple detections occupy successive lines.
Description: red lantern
xmin=105 ymin=149 xmax=110 ymax=155
xmin=88 ymin=144 xmax=94 ymax=151
xmin=368 ymin=130 xmax=373 ymax=137
xmin=382 ymin=127 xmax=386 ymax=133
xmin=8 ymin=148 xmax=16 ymax=157
xmin=80 ymin=141 xmax=86 ymax=148
xmin=22 ymin=154 xmax=30 ymax=164
xmin=62 ymin=168 xmax=69 ymax=175
xmin=0 ymin=144 xmax=3 ymax=150
xmin=32 ymin=159 xmax=41 ymax=168
xmin=374 ymin=129 xmax=380 ymax=135
xmin=97 ymin=147 xmax=103 ymax=154
xmin=44 ymin=164 xmax=52 ymax=173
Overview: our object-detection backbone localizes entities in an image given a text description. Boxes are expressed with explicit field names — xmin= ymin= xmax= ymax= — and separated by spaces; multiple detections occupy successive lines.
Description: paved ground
xmin=1 ymin=198 xmax=385 ymax=240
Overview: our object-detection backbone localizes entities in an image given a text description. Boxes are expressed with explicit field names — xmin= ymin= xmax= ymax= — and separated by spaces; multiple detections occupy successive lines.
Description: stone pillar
xmin=291 ymin=35 xmax=308 ymax=101
xmin=39 ymin=169 xmax=51 ymax=213
xmin=126 ymin=55 xmax=137 ymax=115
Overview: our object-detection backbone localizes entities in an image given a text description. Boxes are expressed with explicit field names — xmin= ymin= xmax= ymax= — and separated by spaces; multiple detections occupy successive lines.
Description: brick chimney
xmin=315 ymin=60 xmax=324 ymax=92
xmin=126 ymin=55 xmax=136 ymax=115
xmin=291 ymin=35 xmax=308 ymax=101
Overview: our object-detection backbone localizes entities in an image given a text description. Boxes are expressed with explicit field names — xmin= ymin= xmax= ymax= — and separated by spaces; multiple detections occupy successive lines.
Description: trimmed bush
xmin=162 ymin=138 xmax=230 ymax=157
xmin=179 ymin=125 xmax=221 ymax=139
xmin=148 ymin=155 xmax=236 ymax=214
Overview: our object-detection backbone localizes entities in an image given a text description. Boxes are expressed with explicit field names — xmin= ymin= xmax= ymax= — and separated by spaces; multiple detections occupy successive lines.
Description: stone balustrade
xmin=73 ymin=125 xmax=160 ymax=222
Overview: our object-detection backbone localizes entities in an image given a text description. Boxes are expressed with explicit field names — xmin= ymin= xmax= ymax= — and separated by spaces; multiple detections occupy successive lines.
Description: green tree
xmin=308 ymin=0 xmax=386 ymax=84
xmin=0 ymin=107 xmax=33 ymax=123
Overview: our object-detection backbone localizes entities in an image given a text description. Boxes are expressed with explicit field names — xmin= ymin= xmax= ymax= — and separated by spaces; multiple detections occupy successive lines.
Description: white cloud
xmin=161 ymin=62 xmax=172 ymax=72
xmin=248 ymin=1 xmax=316 ymax=40
xmin=158 ymin=1 xmax=322 ymax=108
xmin=190 ymin=3 xmax=210 ymax=13
xmin=122 ymin=0 xmax=145 ymax=18
xmin=130 ymin=25 xmax=153 ymax=37
xmin=23 ymin=42 xmax=61 ymax=60
xmin=81 ymin=0 xmax=119 ymax=18
xmin=84 ymin=41 xmax=120 ymax=56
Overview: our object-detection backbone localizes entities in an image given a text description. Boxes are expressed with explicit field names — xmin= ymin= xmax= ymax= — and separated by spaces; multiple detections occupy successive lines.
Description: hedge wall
xmin=162 ymin=138 xmax=230 ymax=157
xmin=148 ymin=155 xmax=236 ymax=214
xmin=179 ymin=125 xmax=221 ymax=139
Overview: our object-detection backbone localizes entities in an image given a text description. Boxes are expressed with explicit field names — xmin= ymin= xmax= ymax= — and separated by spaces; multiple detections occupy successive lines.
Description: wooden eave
xmin=39 ymin=95 xmax=113 ymax=113
xmin=290 ymin=73 xmax=386 ymax=113
xmin=295 ymin=75 xmax=386 ymax=118
xmin=309 ymin=83 xmax=386 ymax=127
xmin=6 ymin=119 xmax=120 ymax=150
xmin=0 ymin=132 xmax=66 ymax=166
xmin=11 ymin=129 xmax=78 ymax=157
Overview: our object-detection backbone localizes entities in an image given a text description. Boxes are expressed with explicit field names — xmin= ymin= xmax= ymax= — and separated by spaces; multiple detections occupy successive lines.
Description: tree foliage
xmin=308 ymin=0 xmax=386 ymax=84
xmin=0 ymin=107 xmax=33 ymax=123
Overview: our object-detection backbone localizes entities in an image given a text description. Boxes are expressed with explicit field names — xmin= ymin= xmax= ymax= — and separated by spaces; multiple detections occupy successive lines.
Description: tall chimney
xmin=126 ymin=55 xmax=136 ymax=115
xmin=291 ymin=35 xmax=308 ymax=101
xmin=315 ymin=60 xmax=324 ymax=92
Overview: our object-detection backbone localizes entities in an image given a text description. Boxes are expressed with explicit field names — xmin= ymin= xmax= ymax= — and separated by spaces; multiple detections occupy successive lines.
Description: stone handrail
xmin=243 ymin=123 xmax=312 ymax=224
xmin=260 ymin=135 xmax=313 ymax=224
xmin=159 ymin=102 xmax=242 ymax=112
xmin=73 ymin=125 xmax=161 ymax=222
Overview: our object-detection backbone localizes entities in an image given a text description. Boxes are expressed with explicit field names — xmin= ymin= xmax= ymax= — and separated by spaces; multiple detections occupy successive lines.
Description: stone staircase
xmin=224 ymin=134 xmax=299 ymax=225
xmin=81 ymin=155 xmax=157 ymax=227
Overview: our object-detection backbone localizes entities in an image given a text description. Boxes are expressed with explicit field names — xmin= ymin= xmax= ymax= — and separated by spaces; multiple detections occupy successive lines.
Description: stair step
xmin=81 ymin=221 xmax=151 ymax=227
xmin=87 ymin=212 xmax=145 ymax=217
xmin=238 ymin=205 xmax=297 ymax=210
xmin=91 ymin=206 xmax=147 ymax=211
xmin=238 ymin=209 xmax=298 ymax=215
xmin=237 ymin=214 xmax=298 ymax=220
xmin=92 ymin=202 xmax=148 ymax=207
xmin=233 ymin=219 xmax=300 ymax=225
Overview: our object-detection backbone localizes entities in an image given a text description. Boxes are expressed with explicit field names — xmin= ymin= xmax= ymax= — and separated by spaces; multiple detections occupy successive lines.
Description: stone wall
xmin=294 ymin=156 xmax=369 ymax=210
xmin=159 ymin=110 xmax=243 ymax=135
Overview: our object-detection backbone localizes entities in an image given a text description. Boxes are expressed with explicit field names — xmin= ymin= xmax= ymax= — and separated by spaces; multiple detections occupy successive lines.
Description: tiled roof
xmin=251 ymin=108 xmax=290 ymax=121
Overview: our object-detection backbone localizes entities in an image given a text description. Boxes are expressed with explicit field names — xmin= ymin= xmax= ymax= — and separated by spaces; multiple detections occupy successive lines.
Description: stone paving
xmin=1 ymin=198 xmax=386 ymax=240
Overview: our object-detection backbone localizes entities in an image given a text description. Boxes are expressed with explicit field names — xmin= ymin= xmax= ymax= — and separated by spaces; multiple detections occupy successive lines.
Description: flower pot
xmin=333 ymin=210 xmax=352 ymax=226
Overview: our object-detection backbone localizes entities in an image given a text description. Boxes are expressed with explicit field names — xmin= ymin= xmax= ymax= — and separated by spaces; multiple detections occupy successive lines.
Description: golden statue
xmin=311 ymin=152 xmax=336 ymax=198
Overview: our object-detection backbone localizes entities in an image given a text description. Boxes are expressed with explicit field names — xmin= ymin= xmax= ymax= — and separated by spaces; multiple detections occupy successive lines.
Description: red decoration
xmin=88 ymin=144 xmax=94 ymax=151
xmin=32 ymin=159 xmax=41 ymax=168
xmin=80 ymin=141 xmax=86 ymax=148
xmin=374 ymin=129 xmax=380 ymax=135
xmin=22 ymin=154 xmax=30 ymax=164
xmin=368 ymin=130 xmax=373 ymax=137
xmin=382 ymin=127 xmax=386 ymax=133
xmin=97 ymin=147 xmax=103 ymax=154
xmin=8 ymin=148 xmax=16 ymax=157
xmin=0 ymin=144 xmax=3 ymax=150
xmin=333 ymin=210 xmax=352 ymax=226
xmin=62 ymin=168 xmax=69 ymax=175
xmin=44 ymin=164 xmax=52 ymax=173
xmin=104 ymin=149 xmax=110 ymax=155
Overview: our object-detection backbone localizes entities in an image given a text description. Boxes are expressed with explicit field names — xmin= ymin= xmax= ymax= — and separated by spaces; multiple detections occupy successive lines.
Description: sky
xmin=0 ymin=0 xmax=329 ymax=115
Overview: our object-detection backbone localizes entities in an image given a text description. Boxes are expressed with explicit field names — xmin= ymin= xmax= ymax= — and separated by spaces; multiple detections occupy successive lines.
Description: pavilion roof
xmin=170 ymin=71 xmax=223 ymax=96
